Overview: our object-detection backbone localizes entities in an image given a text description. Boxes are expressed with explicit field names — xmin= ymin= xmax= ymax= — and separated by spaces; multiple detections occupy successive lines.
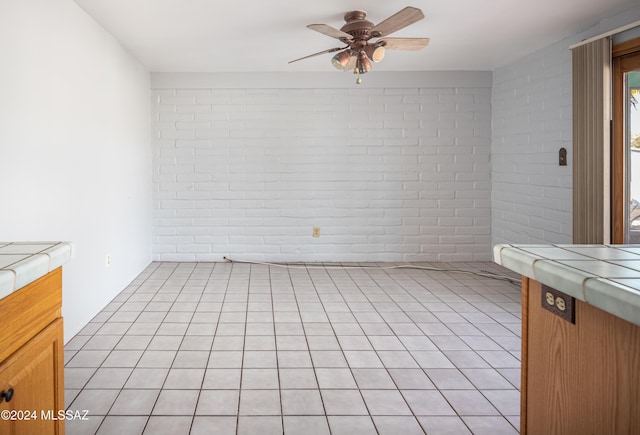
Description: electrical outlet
xmin=312 ymin=227 xmax=320 ymax=237
xmin=541 ymin=284 xmax=575 ymax=323
xmin=106 ymin=254 xmax=111 ymax=268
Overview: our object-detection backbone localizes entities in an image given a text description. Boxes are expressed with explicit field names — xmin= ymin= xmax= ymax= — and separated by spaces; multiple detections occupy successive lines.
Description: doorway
xmin=613 ymin=38 xmax=640 ymax=244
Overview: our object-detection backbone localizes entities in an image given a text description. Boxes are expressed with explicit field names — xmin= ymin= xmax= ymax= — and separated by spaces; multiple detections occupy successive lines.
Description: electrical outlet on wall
xmin=106 ymin=254 xmax=111 ymax=268
xmin=312 ymin=227 xmax=320 ymax=237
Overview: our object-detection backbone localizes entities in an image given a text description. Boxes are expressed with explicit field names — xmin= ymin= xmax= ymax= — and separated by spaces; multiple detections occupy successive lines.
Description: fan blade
xmin=380 ymin=37 xmax=430 ymax=51
xmin=370 ymin=7 xmax=425 ymax=37
xmin=288 ymin=46 xmax=346 ymax=64
xmin=307 ymin=24 xmax=353 ymax=40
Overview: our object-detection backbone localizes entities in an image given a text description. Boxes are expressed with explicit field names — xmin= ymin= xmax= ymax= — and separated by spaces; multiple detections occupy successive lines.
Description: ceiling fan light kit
xmin=289 ymin=6 xmax=430 ymax=84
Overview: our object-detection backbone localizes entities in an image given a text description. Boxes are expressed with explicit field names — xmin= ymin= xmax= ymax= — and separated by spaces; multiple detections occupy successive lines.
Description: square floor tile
xmin=388 ymin=369 xmax=435 ymax=390
xmin=83 ymin=335 xmax=121 ymax=350
xmin=461 ymin=416 xmax=519 ymax=435
xmin=191 ymin=416 xmax=237 ymax=435
xmin=203 ymin=368 xmax=241 ymax=389
xmin=461 ymin=368 xmax=514 ymax=389
xmin=124 ymin=368 xmax=168 ymax=389
xmin=143 ymin=416 xmax=192 ymax=435
xmin=163 ymin=368 xmax=205 ymax=389
xmin=116 ymin=335 xmax=153 ymax=350
xmin=321 ymin=390 xmax=368 ymax=415
xmin=64 ymin=367 xmax=97 ymax=388
xmin=410 ymin=351 xmax=455 ymax=368
xmin=279 ymin=368 xmax=318 ymax=389
xmin=440 ymin=390 xmax=499 ymax=416
xmin=95 ymin=416 xmax=146 ymax=435
xmin=196 ymin=389 xmax=239 ymax=416
xmin=315 ymin=368 xmax=357 ymax=389
xmin=351 ymin=369 xmax=396 ymax=390
xmin=71 ymin=389 xmax=119 ymax=415
xmin=110 ymin=389 xmax=160 ymax=415
xmin=243 ymin=351 xmax=277 ymax=368
xmin=208 ymin=351 xmax=243 ymax=368
xmin=482 ymin=389 xmax=520 ymax=416
xmin=417 ymin=416 xmax=473 ymax=434
xmin=237 ymin=416 xmax=283 ymax=435
xmin=373 ymin=416 xmax=424 ymax=435
xmin=152 ymin=390 xmax=199 ymax=415
xmin=376 ymin=350 xmax=419 ymax=368
xmin=424 ymin=368 xmax=475 ymax=389
xmin=241 ymin=368 xmax=279 ymax=389
xmin=67 ymin=350 xmax=110 ymax=368
xmin=327 ymin=416 xmax=377 ymax=435
xmin=137 ymin=351 xmax=177 ymax=368
xmin=276 ymin=335 xmax=308 ymax=350
xmin=363 ymin=389 xmax=413 ymax=415
xmin=102 ymin=350 xmax=144 ymax=367
xmin=236 ymin=389 xmax=280 ymax=416
xmin=211 ymin=336 xmax=244 ymax=351
xmin=84 ymin=368 xmax=132 ymax=390
xmin=283 ymin=416 xmax=330 ymax=435
xmin=172 ymin=350 xmax=210 ymax=368
xmin=401 ymin=390 xmax=456 ymax=416
xmin=367 ymin=336 xmax=405 ymax=351
xmin=338 ymin=336 xmax=373 ymax=350
xmin=306 ymin=336 xmax=341 ymax=350
xmin=244 ymin=335 xmax=276 ymax=350
xmin=343 ymin=351 xmax=383 ymax=368
xmin=310 ymin=351 xmax=348 ymax=368
xmin=398 ymin=336 xmax=438 ymax=351
xmin=278 ymin=350 xmax=313 ymax=368
xmin=147 ymin=336 xmax=183 ymax=351
xmin=281 ymin=389 xmax=325 ymax=415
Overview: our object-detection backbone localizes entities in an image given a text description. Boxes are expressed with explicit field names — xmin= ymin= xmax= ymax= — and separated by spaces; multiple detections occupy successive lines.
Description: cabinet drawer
xmin=0 ymin=268 xmax=62 ymax=363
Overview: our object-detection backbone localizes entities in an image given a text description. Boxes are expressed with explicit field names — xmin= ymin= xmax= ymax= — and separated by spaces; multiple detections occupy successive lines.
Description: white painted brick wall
xmin=152 ymin=79 xmax=491 ymax=262
xmin=491 ymin=3 xmax=640 ymax=246
xmin=491 ymin=40 xmax=573 ymax=245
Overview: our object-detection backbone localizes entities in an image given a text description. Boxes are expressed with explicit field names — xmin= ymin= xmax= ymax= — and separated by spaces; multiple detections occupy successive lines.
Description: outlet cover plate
xmin=541 ymin=284 xmax=575 ymax=324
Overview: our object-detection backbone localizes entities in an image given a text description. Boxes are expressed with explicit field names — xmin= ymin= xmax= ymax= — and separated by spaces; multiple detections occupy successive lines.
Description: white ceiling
xmin=73 ymin=0 xmax=637 ymax=72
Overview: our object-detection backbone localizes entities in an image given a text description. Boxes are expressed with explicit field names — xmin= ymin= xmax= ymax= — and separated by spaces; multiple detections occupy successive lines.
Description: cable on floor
xmin=222 ymin=256 xmax=521 ymax=285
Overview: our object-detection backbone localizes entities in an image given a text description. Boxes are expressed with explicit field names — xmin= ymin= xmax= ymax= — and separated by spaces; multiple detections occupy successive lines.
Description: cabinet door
xmin=0 ymin=319 xmax=64 ymax=435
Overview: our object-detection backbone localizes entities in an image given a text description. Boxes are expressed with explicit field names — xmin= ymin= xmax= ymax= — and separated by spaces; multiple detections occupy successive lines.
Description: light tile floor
xmin=64 ymin=261 xmax=522 ymax=435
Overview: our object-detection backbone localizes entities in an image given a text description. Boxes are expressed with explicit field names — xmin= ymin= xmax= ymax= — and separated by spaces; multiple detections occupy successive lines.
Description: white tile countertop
xmin=494 ymin=244 xmax=640 ymax=327
xmin=0 ymin=242 xmax=74 ymax=300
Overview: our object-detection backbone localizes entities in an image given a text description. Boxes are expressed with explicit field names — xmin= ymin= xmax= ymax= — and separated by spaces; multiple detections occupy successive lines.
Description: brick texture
xmin=152 ymin=85 xmax=491 ymax=262
xmin=491 ymin=41 xmax=573 ymax=245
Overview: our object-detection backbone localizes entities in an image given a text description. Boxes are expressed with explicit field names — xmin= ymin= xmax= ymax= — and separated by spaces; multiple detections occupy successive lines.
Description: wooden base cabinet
xmin=0 ymin=269 xmax=65 ymax=435
xmin=521 ymin=278 xmax=640 ymax=435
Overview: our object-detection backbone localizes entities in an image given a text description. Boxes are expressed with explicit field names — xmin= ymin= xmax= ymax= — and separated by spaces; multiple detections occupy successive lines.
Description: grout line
xmin=64 ymin=261 xmax=522 ymax=435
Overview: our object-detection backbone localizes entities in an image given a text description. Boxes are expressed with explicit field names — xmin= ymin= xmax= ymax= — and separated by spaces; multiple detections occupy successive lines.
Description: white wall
xmin=151 ymin=72 xmax=492 ymax=262
xmin=0 ymin=0 xmax=152 ymax=340
xmin=491 ymin=3 xmax=640 ymax=245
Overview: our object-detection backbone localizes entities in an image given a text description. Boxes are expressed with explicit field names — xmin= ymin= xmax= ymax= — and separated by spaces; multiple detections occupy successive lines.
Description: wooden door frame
xmin=612 ymin=37 xmax=640 ymax=244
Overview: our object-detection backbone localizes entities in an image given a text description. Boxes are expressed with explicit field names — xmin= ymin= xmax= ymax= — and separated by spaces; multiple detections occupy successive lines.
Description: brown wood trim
xmin=613 ymin=56 xmax=625 ymax=243
xmin=520 ymin=276 xmax=529 ymax=435
xmin=53 ymin=318 xmax=65 ymax=435
xmin=613 ymin=37 xmax=640 ymax=58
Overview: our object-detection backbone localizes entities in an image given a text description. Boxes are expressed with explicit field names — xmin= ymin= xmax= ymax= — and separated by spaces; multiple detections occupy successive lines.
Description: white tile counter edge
xmin=0 ymin=242 xmax=75 ymax=300
xmin=494 ymin=244 xmax=640 ymax=327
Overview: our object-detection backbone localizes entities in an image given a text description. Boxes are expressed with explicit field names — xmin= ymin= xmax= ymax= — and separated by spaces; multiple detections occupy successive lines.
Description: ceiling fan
xmin=289 ymin=6 xmax=430 ymax=84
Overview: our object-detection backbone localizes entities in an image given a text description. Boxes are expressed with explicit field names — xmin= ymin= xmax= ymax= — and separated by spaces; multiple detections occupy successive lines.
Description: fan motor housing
xmin=340 ymin=10 xmax=373 ymax=41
